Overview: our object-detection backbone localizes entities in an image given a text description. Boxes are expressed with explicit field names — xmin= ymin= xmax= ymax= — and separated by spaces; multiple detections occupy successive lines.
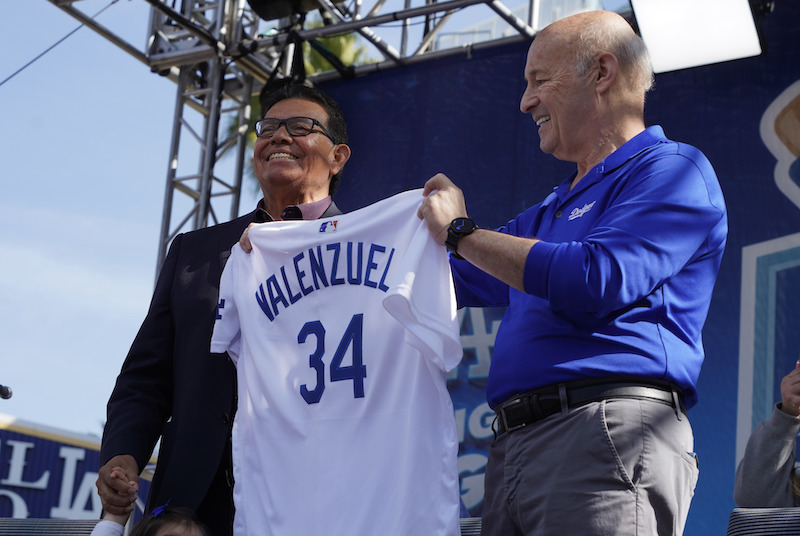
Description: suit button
xmin=222 ymin=413 xmax=231 ymax=424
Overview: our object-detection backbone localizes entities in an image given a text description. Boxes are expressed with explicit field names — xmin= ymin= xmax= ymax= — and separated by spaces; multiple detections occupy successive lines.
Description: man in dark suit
xmin=95 ymin=83 xmax=352 ymax=535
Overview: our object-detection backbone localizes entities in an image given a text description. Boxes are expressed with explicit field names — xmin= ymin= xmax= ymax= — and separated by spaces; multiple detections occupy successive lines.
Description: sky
xmin=0 ymin=1 xmax=276 ymax=440
xmin=0 ymin=0 xmax=628 ymax=440
xmin=1 ymin=2 xmax=193 ymax=439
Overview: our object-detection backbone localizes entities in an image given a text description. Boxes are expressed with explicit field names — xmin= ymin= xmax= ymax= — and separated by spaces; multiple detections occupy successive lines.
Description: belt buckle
xmin=498 ymin=396 xmax=531 ymax=434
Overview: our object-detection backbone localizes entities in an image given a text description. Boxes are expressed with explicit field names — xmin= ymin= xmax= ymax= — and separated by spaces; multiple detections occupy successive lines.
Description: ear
xmin=594 ymin=52 xmax=618 ymax=94
xmin=329 ymin=143 xmax=352 ymax=175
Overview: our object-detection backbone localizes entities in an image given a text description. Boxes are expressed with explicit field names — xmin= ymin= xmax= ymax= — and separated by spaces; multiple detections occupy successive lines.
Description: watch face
xmin=447 ymin=217 xmax=475 ymax=258
xmin=452 ymin=218 xmax=474 ymax=233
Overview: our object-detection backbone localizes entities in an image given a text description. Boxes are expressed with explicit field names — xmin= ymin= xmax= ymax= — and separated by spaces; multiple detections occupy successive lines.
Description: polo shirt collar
xmin=554 ymin=125 xmax=667 ymax=200
xmin=602 ymin=125 xmax=666 ymax=175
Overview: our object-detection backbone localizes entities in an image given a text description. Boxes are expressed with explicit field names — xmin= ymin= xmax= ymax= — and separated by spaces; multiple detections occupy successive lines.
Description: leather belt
xmin=494 ymin=380 xmax=685 ymax=436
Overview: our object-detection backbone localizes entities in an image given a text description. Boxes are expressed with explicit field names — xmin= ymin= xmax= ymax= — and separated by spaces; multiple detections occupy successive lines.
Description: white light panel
xmin=631 ymin=0 xmax=763 ymax=73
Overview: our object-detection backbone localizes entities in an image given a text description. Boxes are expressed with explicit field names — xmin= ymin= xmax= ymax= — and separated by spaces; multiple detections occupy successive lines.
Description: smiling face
xmin=519 ymin=31 xmax=598 ymax=164
xmin=253 ymin=98 xmax=349 ymax=204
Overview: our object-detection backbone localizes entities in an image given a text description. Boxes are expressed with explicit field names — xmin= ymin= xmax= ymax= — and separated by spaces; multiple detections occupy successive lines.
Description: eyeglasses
xmin=254 ymin=116 xmax=335 ymax=143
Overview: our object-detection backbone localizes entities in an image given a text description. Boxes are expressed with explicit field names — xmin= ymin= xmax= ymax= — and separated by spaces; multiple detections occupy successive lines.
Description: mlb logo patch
xmin=319 ymin=220 xmax=338 ymax=233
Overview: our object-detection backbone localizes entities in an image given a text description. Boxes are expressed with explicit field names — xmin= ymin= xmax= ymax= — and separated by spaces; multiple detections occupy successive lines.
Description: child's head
xmin=130 ymin=505 xmax=212 ymax=536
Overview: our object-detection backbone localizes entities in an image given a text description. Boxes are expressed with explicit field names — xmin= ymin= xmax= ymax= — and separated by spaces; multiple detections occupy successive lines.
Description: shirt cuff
xmin=523 ymin=240 xmax=558 ymax=296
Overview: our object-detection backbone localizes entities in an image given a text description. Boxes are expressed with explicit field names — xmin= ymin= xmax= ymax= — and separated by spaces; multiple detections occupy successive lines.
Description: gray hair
xmin=574 ymin=16 xmax=654 ymax=95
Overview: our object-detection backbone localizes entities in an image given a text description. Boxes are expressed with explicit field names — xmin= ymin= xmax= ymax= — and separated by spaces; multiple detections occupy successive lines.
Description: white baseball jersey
xmin=211 ymin=189 xmax=462 ymax=536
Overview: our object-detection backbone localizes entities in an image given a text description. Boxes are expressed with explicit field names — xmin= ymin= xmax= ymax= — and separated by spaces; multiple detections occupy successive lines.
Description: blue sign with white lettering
xmin=0 ymin=417 xmax=151 ymax=522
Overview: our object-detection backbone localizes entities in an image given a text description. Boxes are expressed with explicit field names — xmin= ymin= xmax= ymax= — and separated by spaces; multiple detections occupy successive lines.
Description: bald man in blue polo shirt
xmin=418 ymin=10 xmax=727 ymax=536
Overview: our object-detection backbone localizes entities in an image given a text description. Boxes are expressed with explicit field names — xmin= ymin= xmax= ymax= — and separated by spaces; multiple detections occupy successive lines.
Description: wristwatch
xmin=445 ymin=217 xmax=477 ymax=260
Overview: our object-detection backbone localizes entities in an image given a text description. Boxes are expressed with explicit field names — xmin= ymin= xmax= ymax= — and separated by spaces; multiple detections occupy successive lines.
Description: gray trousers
xmin=481 ymin=398 xmax=699 ymax=536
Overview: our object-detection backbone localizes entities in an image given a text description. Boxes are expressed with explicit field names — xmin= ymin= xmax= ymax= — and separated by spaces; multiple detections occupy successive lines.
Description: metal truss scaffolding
xmin=47 ymin=0 xmax=539 ymax=271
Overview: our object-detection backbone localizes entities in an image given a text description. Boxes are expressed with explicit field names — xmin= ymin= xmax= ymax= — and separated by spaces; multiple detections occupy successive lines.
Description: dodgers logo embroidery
xmin=568 ymin=201 xmax=596 ymax=221
xmin=319 ymin=220 xmax=338 ymax=233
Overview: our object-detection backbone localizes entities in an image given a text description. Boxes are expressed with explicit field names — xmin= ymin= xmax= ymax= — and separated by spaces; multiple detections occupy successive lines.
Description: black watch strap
xmin=445 ymin=217 xmax=477 ymax=260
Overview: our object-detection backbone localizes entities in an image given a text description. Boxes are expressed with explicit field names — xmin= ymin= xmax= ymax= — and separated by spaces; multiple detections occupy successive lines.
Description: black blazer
xmin=100 ymin=202 xmax=342 ymax=531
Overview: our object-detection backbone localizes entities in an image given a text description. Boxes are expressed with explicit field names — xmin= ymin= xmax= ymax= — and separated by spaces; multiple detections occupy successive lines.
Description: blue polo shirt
xmin=453 ymin=126 xmax=728 ymax=409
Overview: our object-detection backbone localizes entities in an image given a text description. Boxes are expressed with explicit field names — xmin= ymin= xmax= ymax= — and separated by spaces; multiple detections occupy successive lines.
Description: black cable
xmin=0 ymin=0 xmax=119 ymax=89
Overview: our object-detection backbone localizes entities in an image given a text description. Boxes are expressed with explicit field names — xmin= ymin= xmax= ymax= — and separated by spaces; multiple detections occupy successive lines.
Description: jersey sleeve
xmin=382 ymin=217 xmax=462 ymax=372
xmin=210 ymin=247 xmax=242 ymax=363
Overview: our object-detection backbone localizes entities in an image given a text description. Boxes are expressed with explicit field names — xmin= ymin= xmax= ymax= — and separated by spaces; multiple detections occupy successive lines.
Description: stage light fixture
xmin=247 ymin=0 xmax=322 ymax=21
xmin=630 ymin=0 xmax=763 ymax=73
